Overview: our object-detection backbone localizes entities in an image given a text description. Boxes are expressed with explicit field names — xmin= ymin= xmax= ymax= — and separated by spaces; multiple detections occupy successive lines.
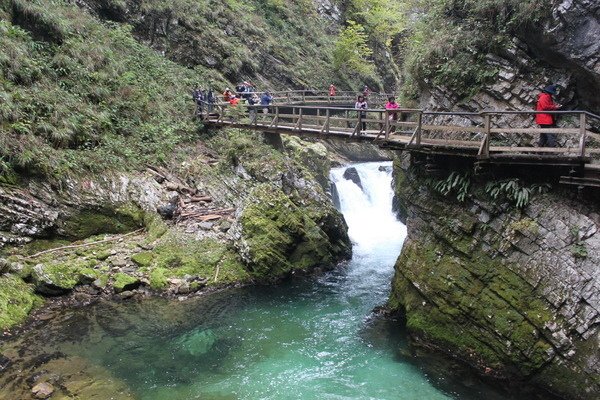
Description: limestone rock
xmin=343 ymin=167 xmax=363 ymax=190
xmin=31 ymin=382 xmax=54 ymax=399
xmin=389 ymin=161 xmax=600 ymax=400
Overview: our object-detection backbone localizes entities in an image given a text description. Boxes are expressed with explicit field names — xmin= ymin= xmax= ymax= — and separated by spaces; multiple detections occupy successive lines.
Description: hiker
xmin=385 ymin=96 xmax=399 ymax=133
xmin=536 ymin=84 xmax=561 ymax=147
xmin=235 ymin=83 xmax=246 ymax=97
xmin=192 ymin=87 xmax=201 ymax=102
xmin=329 ymin=84 xmax=336 ymax=97
xmin=261 ymin=91 xmax=274 ymax=114
xmin=229 ymin=95 xmax=240 ymax=106
xmin=355 ymin=95 xmax=368 ymax=132
xmin=207 ymin=89 xmax=215 ymax=112
xmin=223 ymin=88 xmax=233 ymax=102
xmin=248 ymin=94 xmax=260 ymax=123
xmin=194 ymin=89 xmax=205 ymax=116
xmin=363 ymin=85 xmax=371 ymax=98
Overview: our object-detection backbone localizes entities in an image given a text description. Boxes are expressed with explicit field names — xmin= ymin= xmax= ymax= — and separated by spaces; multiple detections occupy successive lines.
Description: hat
xmin=543 ymin=84 xmax=558 ymax=95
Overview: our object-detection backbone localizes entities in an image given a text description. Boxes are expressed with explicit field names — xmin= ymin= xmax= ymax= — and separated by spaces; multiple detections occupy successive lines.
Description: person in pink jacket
xmin=385 ymin=96 xmax=399 ymax=133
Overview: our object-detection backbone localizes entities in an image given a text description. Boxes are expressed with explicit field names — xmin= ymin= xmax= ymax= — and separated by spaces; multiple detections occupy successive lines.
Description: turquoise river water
xmin=0 ymin=163 xmax=534 ymax=399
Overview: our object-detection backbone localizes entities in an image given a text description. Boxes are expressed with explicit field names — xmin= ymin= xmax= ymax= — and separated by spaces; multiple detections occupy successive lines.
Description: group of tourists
xmin=196 ymin=80 xmax=565 ymax=148
xmin=220 ymin=83 xmax=275 ymax=122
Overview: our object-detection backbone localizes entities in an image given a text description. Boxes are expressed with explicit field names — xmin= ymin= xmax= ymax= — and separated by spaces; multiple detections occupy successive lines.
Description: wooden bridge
xmin=199 ymin=98 xmax=600 ymax=189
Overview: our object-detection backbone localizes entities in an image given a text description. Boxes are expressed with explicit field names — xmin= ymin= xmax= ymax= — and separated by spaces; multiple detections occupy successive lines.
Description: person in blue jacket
xmin=260 ymin=91 xmax=274 ymax=114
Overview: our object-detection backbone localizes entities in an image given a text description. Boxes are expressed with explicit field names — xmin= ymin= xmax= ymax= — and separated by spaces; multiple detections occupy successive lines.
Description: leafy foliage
xmin=333 ymin=21 xmax=375 ymax=79
xmin=428 ymin=171 xmax=471 ymax=202
xmin=400 ymin=0 xmax=550 ymax=99
xmin=485 ymin=179 xmax=550 ymax=208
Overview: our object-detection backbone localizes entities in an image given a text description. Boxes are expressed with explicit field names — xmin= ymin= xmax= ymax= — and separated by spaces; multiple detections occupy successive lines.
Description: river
xmin=0 ymin=162 xmax=526 ymax=399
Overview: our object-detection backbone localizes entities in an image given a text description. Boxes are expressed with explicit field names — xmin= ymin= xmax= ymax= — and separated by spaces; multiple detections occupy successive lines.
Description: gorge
xmin=1 ymin=1 xmax=599 ymax=399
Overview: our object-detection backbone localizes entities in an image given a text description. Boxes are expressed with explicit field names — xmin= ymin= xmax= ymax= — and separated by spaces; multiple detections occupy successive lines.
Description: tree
xmin=333 ymin=20 xmax=375 ymax=78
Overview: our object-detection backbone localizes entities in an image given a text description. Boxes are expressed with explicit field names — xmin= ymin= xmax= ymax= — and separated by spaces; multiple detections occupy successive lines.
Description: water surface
xmin=0 ymin=163 xmax=526 ymax=399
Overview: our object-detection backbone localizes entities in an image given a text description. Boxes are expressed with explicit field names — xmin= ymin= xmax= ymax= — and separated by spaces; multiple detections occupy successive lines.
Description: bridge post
xmin=298 ymin=108 xmax=303 ymax=130
xmin=478 ymin=113 xmax=491 ymax=158
xmin=579 ymin=112 xmax=587 ymax=158
xmin=326 ymin=109 xmax=330 ymax=134
xmin=302 ymin=91 xmax=306 ymax=103
xmin=287 ymin=92 xmax=291 ymax=103
xmin=316 ymin=109 xmax=321 ymax=128
xmin=385 ymin=110 xmax=390 ymax=139
xmin=416 ymin=112 xmax=422 ymax=146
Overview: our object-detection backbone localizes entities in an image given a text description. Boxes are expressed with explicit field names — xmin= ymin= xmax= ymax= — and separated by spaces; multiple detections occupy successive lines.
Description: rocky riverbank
xmin=388 ymin=156 xmax=600 ymax=400
xmin=0 ymin=131 xmax=352 ymax=333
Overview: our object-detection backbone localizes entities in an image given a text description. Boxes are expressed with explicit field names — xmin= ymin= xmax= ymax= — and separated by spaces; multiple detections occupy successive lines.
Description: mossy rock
xmin=31 ymin=259 xmax=99 ymax=295
xmin=0 ymin=275 xmax=43 ymax=330
xmin=390 ymin=240 xmax=555 ymax=375
xmin=145 ymin=236 xmax=249 ymax=287
xmin=112 ymin=273 xmax=141 ymax=293
xmin=131 ymin=252 xmax=154 ymax=268
xmin=240 ymin=184 xmax=336 ymax=279
xmin=60 ymin=204 xmax=144 ymax=240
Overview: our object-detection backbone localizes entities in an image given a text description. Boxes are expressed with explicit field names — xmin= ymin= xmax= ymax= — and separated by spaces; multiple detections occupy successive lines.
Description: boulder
xmin=31 ymin=382 xmax=54 ymax=399
xmin=342 ymin=167 xmax=362 ymax=190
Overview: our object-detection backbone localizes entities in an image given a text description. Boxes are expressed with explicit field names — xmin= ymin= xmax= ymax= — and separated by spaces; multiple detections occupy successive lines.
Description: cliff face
xmin=410 ymin=1 xmax=600 ymax=130
xmin=389 ymin=158 xmax=600 ymax=400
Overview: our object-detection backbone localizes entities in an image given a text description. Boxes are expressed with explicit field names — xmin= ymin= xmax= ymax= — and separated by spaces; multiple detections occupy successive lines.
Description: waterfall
xmin=330 ymin=162 xmax=406 ymax=258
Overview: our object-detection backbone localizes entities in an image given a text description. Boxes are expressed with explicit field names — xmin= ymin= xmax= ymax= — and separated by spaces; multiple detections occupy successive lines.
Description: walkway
xmin=200 ymin=100 xmax=600 ymax=188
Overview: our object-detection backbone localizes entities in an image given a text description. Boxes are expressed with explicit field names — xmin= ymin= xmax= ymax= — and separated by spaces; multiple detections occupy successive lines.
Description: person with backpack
xmin=355 ymin=95 xmax=368 ymax=133
xmin=247 ymin=94 xmax=260 ymax=123
xmin=260 ymin=91 xmax=274 ymax=114
xmin=207 ymin=89 xmax=215 ymax=113
xmin=223 ymin=88 xmax=233 ymax=102
xmin=536 ymin=84 xmax=561 ymax=147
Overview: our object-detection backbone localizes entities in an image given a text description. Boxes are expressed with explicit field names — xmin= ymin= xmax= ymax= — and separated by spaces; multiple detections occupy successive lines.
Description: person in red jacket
xmin=535 ymin=84 xmax=561 ymax=147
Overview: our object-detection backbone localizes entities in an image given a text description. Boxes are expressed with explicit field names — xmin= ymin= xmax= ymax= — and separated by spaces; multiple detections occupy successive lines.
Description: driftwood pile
xmin=147 ymin=166 xmax=235 ymax=227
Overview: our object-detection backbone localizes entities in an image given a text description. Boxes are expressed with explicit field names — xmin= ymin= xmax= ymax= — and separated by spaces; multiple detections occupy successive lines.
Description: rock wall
xmin=389 ymin=157 xmax=600 ymax=400
xmin=417 ymin=1 xmax=600 ymax=133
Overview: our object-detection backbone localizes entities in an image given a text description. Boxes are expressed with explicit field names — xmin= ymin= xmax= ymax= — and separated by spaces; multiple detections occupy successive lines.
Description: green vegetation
xmin=333 ymin=21 xmax=376 ymax=82
xmin=0 ymin=0 xmax=199 ymax=179
xmin=0 ymin=275 xmax=43 ymax=330
xmin=485 ymin=179 xmax=550 ymax=208
xmin=428 ymin=171 xmax=471 ymax=202
xmin=399 ymin=0 xmax=550 ymax=99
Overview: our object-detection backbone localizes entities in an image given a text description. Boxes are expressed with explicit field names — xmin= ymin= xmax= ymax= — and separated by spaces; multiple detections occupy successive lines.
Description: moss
xmin=390 ymin=239 xmax=556 ymax=375
xmin=0 ymin=275 xmax=43 ymax=330
xmin=61 ymin=205 xmax=144 ymax=240
xmin=131 ymin=252 xmax=154 ymax=268
xmin=149 ymin=268 xmax=169 ymax=290
xmin=112 ymin=273 xmax=140 ymax=293
xmin=32 ymin=258 xmax=99 ymax=291
xmin=140 ymin=234 xmax=250 ymax=286
xmin=240 ymin=184 xmax=335 ymax=279
xmin=144 ymin=214 xmax=168 ymax=242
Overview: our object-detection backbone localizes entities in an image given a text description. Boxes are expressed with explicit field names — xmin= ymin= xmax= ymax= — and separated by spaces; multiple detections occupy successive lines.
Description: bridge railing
xmin=199 ymin=102 xmax=600 ymax=159
xmin=226 ymin=90 xmax=391 ymax=106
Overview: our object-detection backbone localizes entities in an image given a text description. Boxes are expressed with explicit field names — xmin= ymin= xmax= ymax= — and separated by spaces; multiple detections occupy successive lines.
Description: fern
xmin=485 ymin=179 xmax=550 ymax=208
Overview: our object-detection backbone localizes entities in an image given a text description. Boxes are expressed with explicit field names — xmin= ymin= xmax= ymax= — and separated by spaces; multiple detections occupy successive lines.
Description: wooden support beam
xmin=579 ymin=113 xmax=587 ymax=158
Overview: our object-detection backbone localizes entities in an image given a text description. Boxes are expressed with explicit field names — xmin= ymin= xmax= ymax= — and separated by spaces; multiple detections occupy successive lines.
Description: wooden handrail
xmin=199 ymin=102 xmax=598 ymax=163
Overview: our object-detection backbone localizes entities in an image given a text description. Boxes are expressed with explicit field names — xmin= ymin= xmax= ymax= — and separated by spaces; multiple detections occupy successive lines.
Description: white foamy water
xmin=330 ymin=161 xmax=407 ymax=256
